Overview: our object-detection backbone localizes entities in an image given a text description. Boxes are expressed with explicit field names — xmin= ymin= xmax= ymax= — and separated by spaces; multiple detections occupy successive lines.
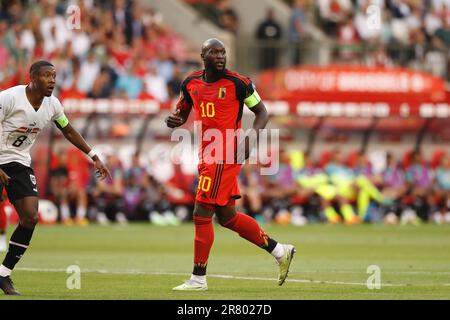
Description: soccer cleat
xmin=277 ymin=244 xmax=296 ymax=286
xmin=345 ymin=215 xmax=362 ymax=225
xmin=75 ymin=217 xmax=89 ymax=226
xmin=62 ymin=218 xmax=74 ymax=226
xmin=172 ymin=279 xmax=208 ymax=291
xmin=0 ymin=276 xmax=20 ymax=295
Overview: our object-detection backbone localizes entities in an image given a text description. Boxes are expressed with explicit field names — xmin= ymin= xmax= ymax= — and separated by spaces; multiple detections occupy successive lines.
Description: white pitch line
xmin=15 ymin=267 xmax=412 ymax=287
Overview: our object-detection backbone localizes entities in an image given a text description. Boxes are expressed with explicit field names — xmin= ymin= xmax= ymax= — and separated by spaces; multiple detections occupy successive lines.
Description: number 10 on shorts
xmin=198 ymin=175 xmax=212 ymax=192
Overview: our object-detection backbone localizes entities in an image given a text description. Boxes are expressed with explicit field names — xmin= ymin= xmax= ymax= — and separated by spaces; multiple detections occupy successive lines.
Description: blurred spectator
xmin=433 ymin=154 xmax=450 ymax=224
xmin=89 ymin=154 xmax=128 ymax=225
xmin=71 ymin=28 xmax=91 ymax=59
xmin=144 ymin=65 xmax=169 ymax=102
xmin=217 ymin=0 xmax=239 ymax=34
xmin=336 ymin=13 xmax=362 ymax=62
xmin=49 ymin=149 xmax=89 ymax=226
xmin=40 ymin=1 xmax=72 ymax=56
xmin=288 ymin=0 xmax=307 ymax=65
xmin=87 ymin=66 xmax=115 ymax=99
xmin=433 ymin=13 xmax=450 ymax=48
xmin=317 ymin=0 xmax=353 ymax=37
xmin=78 ymin=51 xmax=101 ymax=93
xmin=167 ymin=66 xmax=183 ymax=99
xmin=255 ymin=8 xmax=282 ymax=70
xmin=405 ymin=150 xmax=434 ymax=221
xmin=114 ymin=61 xmax=143 ymax=99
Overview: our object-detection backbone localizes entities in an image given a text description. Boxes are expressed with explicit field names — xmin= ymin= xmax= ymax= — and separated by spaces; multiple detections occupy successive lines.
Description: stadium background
xmin=1 ymin=0 xmax=450 ymax=227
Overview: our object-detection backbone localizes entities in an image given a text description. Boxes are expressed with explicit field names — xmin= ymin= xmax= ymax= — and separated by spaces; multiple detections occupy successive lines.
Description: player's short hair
xmin=29 ymin=60 xmax=54 ymax=76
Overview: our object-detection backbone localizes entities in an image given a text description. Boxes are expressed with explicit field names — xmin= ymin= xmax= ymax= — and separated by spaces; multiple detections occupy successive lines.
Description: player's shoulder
xmin=223 ymin=69 xmax=252 ymax=85
xmin=0 ymin=85 xmax=26 ymax=97
xmin=0 ymin=85 xmax=26 ymax=106
xmin=47 ymin=94 xmax=63 ymax=109
xmin=182 ymin=70 xmax=204 ymax=85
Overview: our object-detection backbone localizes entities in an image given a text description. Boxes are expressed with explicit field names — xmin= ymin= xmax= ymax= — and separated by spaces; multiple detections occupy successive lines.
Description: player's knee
xmin=217 ymin=213 xmax=235 ymax=226
xmin=20 ymin=214 xmax=38 ymax=228
xmin=217 ymin=216 xmax=228 ymax=226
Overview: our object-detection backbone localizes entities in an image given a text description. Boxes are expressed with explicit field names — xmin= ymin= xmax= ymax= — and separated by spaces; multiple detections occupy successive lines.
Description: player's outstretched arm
xmin=58 ymin=123 xmax=111 ymax=180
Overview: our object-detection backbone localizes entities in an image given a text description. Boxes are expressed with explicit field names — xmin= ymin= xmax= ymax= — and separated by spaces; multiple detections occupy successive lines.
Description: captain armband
xmin=244 ymin=90 xmax=261 ymax=108
xmin=54 ymin=114 xmax=69 ymax=129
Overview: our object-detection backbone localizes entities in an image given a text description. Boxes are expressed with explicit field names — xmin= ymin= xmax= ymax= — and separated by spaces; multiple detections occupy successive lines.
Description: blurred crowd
xmin=187 ymin=0 xmax=450 ymax=77
xmin=41 ymin=146 xmax=450 ymax=226
xmin=279 ymin=0 xmax=450 ymax=76
xmin=0 ymin=0 xmax=200 ymax=101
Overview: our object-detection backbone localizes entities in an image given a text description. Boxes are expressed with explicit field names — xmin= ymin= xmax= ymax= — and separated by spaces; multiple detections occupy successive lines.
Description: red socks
xmin=192 ymin=212 xmax=275 ymax=275
xmin=222 ymin=212 xmax=269 ymax=248
xmin=193 ymin=216 xmax=214 ymax=274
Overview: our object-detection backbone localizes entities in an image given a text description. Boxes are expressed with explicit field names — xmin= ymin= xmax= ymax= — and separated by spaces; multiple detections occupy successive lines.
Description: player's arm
xmin=244 ymin=83 xmax=269 ymax=131
xmin=165 ymin=81 xmax=193 ymax=128
xmin=240 ymin=87 xmax=269 ymax=160
xmin=55 ymin=117 xmax=110 ymax=180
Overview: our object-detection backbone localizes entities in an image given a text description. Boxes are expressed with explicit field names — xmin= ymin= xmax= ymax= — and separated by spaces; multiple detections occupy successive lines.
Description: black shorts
xmin=0 ymin=162 xmax=38 ymax=203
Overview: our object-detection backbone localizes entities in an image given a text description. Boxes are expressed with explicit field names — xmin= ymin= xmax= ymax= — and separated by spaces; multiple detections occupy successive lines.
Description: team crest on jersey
xmin=218 ymin=87 xmax=226 ymax=99
xmin=29 ymin=174 xmax=36 ymax=185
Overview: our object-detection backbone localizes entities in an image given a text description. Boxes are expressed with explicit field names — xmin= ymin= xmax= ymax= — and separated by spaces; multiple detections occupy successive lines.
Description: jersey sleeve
xmin=175 ymin=79 xmax=193 ymax=114
xmin=0 ymin=91 xmax=13 ymax=122
xmin=51 ymin=97 xmax=69 ymax=129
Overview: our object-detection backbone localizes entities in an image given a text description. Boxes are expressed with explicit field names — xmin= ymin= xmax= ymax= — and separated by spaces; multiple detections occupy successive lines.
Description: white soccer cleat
xmin=277 ymin=244 xmax=296 ymax=286
xmin=172 ymin=279 xmax=208 ymax=291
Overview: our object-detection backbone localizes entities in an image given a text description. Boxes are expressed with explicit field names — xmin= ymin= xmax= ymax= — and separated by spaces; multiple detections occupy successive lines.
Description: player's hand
xmin=0 ymin=169 xmax=10 ymax=186
xmin=93 ymin=159 xmax=111 ymax=181
xmin=165 ymin=111 xmax=185 ymax=128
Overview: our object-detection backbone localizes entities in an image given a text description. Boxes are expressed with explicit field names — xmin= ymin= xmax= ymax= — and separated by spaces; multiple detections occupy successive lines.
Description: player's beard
xmin=206 ymin=60 xmax=226 ymax=74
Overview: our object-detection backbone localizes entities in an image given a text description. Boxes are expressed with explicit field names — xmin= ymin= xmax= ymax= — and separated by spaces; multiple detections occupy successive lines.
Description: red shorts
xmin=195 ymin=163 xmax=242 ymax=207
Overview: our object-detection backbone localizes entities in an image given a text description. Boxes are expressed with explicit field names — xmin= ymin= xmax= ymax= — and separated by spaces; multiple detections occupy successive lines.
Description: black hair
xmin=29 ymin=60 xmax=54 ymax=75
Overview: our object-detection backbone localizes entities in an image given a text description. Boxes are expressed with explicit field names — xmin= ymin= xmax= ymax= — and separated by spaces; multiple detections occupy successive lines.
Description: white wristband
xmin=88 ymin=150 xmax=97 ymax=159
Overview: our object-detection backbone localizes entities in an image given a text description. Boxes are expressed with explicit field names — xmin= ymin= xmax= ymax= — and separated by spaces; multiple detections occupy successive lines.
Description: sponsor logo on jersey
xmin=16 ymin=127 xmax=40 ymax=134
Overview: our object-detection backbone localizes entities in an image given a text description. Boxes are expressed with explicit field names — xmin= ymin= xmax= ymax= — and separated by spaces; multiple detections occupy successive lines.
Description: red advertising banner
xmin=256 ymin=65 xmax=447 ymax=102
xmin=59 ymin=66 xmax=450 ymax=119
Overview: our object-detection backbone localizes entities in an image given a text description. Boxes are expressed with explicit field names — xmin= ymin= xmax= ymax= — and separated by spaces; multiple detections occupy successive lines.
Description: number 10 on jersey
xmin=200 ymin=102 xmax=215 ymax=118
xmin=198 ymin=175 xmax=212 ymax=192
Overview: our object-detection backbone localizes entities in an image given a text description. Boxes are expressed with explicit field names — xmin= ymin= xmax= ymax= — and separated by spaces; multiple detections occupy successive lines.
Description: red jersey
xmin=176 ymin=69 xmax=255 ymax=164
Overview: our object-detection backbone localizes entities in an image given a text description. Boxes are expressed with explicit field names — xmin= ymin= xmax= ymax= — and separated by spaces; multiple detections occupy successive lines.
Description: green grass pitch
xmin=0 ymin=223 xmax=449 ymax=300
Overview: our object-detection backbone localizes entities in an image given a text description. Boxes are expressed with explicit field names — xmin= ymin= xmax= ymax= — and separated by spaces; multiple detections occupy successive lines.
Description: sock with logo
xmin=1 ymin=224 xmax=35 ymax=272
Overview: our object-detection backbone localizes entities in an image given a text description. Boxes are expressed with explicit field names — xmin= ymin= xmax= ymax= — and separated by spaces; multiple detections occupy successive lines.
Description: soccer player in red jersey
xmin=166 ymin=38 xmax=296 ymax=291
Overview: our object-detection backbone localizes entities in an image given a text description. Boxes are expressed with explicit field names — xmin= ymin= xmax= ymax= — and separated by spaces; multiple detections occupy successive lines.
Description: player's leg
xmin=75 ymin=186 xmax=89 ymax=225
xmin=0 ymin=197 xmax=7 ymax=252
xmin=173 ymin=202 xmax=213 ymax=291
xmin=216 ymin=205 xmax=296 ymax=286
xmin=0 ymin=196 xmax=38 ymax=295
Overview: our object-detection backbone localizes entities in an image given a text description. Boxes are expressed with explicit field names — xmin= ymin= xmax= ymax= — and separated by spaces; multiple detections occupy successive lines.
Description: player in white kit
xmin=0 ymin=60 xmax=110 ymax=295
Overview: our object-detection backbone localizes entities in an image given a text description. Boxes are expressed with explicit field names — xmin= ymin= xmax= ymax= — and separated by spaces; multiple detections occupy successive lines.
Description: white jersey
xmin=0 ymin=85 xmax=66 ymax=167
